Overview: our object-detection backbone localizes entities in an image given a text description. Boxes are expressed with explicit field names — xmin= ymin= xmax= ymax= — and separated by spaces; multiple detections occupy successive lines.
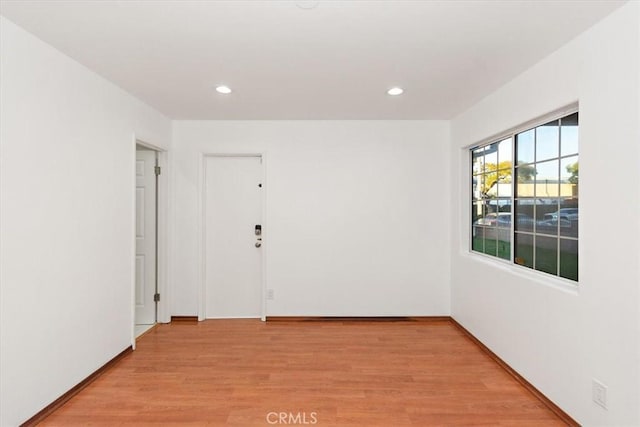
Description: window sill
xmin=463 ymin=250 xmax=579 ymax=296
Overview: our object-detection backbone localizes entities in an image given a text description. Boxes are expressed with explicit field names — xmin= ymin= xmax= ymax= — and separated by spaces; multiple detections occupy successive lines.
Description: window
xmin=471 ymin=111 xmax=578 ymax=282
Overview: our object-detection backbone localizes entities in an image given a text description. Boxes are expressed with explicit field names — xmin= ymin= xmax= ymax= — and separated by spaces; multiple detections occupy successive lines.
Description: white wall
xmin=0 ymin=17 xmax=171 ymax=426
xmin=450 ymin=3 xmax=639 ymax=425
xmin=171 ymin=121 xmax=450 ymax=317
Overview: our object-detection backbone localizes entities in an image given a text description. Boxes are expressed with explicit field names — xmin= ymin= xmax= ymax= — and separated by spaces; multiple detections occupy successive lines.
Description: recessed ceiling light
xmin=387 ymin=87 xmax=404 ymax=96
xmin=215 ymin=85 xmax=232 ymax=94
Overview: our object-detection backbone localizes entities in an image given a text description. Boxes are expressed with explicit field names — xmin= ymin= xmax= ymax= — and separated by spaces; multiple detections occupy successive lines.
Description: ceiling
xmin=0 ymin=0 xmax=626 ymax=120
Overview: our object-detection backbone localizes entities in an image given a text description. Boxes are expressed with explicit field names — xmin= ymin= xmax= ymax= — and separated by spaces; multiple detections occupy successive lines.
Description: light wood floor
xmin=40 ymin=319 xmax=567 ymax=426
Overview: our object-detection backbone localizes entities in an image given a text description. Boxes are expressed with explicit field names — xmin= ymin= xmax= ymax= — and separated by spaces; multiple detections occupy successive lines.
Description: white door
xmin=205 ymin=156 xmax=263 ymax=318
xmin=135 ymin=148 xmax=157 ymax=325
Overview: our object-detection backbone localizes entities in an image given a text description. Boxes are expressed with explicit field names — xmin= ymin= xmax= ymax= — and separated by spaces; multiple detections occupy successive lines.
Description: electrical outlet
xmin=266 ymin=289 xmax=274 ymax=300
xmin=592 ymin=379 xmax=607 ymax=409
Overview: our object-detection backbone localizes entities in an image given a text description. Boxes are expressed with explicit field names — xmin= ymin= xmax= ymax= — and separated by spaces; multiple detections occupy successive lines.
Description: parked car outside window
xmin=544 ymin=208 xmax=578 ymax=221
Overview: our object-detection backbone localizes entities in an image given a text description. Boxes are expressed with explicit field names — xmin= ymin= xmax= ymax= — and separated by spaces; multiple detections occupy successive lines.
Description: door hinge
xmin=154 ymin=166 xmax=161 ymax=176
xmin=154 ymin=293 xmax=160 ymax=302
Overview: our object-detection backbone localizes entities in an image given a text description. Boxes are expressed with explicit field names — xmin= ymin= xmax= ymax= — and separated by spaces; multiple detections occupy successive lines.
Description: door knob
xmin=255 ymin=241 xmax=262 ymax=248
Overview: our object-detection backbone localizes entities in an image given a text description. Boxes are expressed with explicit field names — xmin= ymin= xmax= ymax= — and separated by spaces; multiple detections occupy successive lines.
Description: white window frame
xmin=468 ymin=103 xmax=579 ymax=283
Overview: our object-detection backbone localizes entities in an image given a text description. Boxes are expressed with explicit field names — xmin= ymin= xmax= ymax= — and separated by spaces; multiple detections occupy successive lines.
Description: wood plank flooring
xmin=39 ymin=319 xmax=567 ymax=426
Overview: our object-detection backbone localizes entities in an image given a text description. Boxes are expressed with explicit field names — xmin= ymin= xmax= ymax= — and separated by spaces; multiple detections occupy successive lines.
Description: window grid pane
xmin=470 ymin=111 xmax=578 ymax=282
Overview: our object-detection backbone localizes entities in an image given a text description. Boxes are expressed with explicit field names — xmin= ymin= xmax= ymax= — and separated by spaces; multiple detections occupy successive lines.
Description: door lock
xmin=255 ymin=225 xmax=262 ymax=247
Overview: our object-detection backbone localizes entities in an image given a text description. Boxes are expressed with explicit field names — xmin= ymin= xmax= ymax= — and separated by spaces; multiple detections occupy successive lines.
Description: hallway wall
xmin=0 ymin=17 xmax=171 ymax=426
xmin=171 ymin=120 xmax=451 ymax=317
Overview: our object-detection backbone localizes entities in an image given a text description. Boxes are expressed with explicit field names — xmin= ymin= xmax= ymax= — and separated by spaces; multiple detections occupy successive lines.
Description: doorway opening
xmin=135 ymin=144 xmax=160 ymax=337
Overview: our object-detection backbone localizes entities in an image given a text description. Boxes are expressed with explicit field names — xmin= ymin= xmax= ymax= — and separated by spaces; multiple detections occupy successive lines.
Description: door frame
xmin=131 ymin=137 xmax=169 ymax=348
xmin=198 ymin=153 xmax=267 ymax=322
